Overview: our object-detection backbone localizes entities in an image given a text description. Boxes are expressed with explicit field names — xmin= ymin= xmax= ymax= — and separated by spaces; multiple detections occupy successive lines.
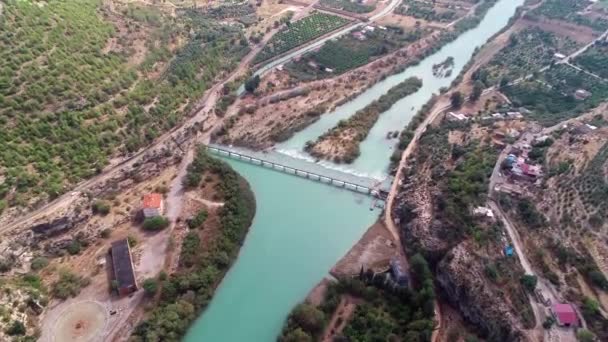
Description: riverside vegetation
xmin=131 ymin=147 xmax=255 ymax=341
xmin=305 ymin=77 xmax=423 ymax=163
xmin=0 ymin=0 xmax=249 ymax=211
xmin=279 ymin=254 xmax=436 ymax=341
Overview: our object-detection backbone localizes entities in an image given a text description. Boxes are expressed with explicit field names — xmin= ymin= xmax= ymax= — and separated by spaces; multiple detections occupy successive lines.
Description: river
xmin=185 ymin=0 xmax=524 ymax=340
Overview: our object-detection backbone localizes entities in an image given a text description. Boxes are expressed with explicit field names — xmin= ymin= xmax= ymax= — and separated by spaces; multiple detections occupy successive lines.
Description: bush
xmin=520 ymin=275 xmax=538 ymax=292
xmin=92 ymin=200 xmax=111 ymax=215
xmin=577 ymin=329 xmax=596 ymax=342
xmin=6 ymin=320 xmax=26 ymax=336
xmin=30 ymin=257 xmax=49 ymax=271
xmin=244 ymin=75 xmax=260 ymax=93
xmin=142 ymin=278 xmax=159 ymax=297
xmin=66 ymin=240 xmax=81 ymax=255
xmin=142 ymin=216 xmax=170 ymax=231
xmin=187 ymin=209 xmax=208 ymax=229
xmin=100 ymin=228 xmax=112 ymax=238
xmin=51 ymin=270 xmax=89 ymax=300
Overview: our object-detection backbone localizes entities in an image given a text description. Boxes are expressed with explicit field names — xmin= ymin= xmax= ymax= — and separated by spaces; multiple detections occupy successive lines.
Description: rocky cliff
xmin=436 ymin=243 xmax=525 ymax=342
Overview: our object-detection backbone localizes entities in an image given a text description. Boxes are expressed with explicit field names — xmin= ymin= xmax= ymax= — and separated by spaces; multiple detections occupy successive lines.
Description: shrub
xmin=187 ymin=209 xmax=208 ymax=229
xmin=142 ymin=278 xmax=159 ymax=297
xmin=66 ymin=240 xmax=81 ymax=255
xmin=142 ymin=216 xmax=170 ymax=231
xmin=51 ymin=270 xmax=89 ymax=300
xmin=92 ymin=200 xmax=111 ymax=215
xmin=6 ymin=320 xmax=26 ymax=336
xmin=100 ymin=228 xmax=112 ymax=239
xmin=30 ymin=257 xmax=49 ymax=271
xmin=520 ymin=275 xmax=538 ymax=292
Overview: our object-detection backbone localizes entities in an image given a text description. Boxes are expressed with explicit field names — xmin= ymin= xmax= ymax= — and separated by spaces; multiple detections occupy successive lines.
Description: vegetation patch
xmin=254 ymin=12 xmax=350 ymax=64
xmin=395 ymin=0 xmax=457 ymax=22
xmin=526 ymin=0 xmax=608 ymax=32
xmin=475 ymin=27 xmax=581 ymax=87
xmin=574 ymin=39 xmax=608 ymax=80
xmin=305 ymin=77 xmax=423 ymax=163
xmin=279 ymin=253 xmax=435 ymax=341
xmin=319 ymin=0 xmax=376 ymax=14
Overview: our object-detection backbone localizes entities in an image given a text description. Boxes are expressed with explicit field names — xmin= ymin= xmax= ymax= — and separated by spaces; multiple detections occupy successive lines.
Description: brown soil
xmin=520 ymin=18 xmax=598 ymax=44
xmin=331 ymin=221 xmax=402 ymax=277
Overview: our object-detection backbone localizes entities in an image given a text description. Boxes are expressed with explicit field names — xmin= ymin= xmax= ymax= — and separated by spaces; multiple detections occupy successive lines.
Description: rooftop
xmin=111 ymin=239 xmax=137 ymax=290
xmin=143 ymin=193 xmax=163 ymax=209
xmin=552 ymin=303 xmax=578 ymax=326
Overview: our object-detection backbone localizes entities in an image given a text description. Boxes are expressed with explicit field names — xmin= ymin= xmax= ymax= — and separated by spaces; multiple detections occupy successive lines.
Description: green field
xmin=0 ymin=0 xmax=248 ymax=210
xmin=253 ymin=12 xmax=350 ymax=64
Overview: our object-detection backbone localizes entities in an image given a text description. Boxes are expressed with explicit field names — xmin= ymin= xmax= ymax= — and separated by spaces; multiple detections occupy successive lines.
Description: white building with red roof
xmin=142 ymin=193 xmax=164 ymax=218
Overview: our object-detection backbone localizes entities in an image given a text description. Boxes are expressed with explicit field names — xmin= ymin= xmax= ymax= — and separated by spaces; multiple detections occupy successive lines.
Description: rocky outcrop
xmin=436 ymin=243 xmax=525 ymax=342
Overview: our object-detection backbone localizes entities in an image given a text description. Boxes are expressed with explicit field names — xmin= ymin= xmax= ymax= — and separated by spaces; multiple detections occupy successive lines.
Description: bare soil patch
xmin=53 ymin=301 xmax=107 ymax=342
xmin=331 ymin=221 xmax=400 ymax=277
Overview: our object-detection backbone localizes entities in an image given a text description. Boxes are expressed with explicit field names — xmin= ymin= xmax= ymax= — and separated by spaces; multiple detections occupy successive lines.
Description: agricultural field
xmin=395 ymin=0 xmax=459 ymax=23
xmin=503 ymin=64 xmax=608 ymax=125
xmin=474 ymin=27 xmax=582 ymax=87
xmin=526 ymin=0 xmax=608 ymax=32
xmin=287 ymin=25 xmax=429 ymax=79
xmin=0 ymin=0 xmax=248 ymax=210
xmin=319 ymin=0 xmax=376 ymax=14
xmin=574 ymin=39 xmax=608 ymax=79
xmin=253 ymin=11 xmax=351 ymax=64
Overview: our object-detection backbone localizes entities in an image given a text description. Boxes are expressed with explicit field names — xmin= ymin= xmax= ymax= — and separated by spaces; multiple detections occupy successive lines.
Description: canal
xmin=185 ymin=0 xmax=524 ymax=340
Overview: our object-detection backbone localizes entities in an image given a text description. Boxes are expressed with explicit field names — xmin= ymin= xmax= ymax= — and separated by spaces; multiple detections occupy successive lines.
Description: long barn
xmin=110 ymin=239 xmax=138 ymax=296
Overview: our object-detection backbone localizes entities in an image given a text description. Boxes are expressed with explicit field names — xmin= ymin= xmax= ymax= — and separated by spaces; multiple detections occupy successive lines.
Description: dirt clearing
xmin=52 ymin=301 xmax=108 ymax=342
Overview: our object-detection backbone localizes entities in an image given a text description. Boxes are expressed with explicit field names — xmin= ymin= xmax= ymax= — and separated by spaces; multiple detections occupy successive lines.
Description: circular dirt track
xmin=53 ymin=301 xmax=108 ymax=342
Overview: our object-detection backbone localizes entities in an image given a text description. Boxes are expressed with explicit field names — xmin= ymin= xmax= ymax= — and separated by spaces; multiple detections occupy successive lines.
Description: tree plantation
xmin=0 ymin=0 xmax=249 ymax=210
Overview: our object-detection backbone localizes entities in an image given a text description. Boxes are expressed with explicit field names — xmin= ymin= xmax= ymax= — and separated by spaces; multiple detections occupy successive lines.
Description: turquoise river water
xmin=185 ymin=0 xmax=524 ymax=340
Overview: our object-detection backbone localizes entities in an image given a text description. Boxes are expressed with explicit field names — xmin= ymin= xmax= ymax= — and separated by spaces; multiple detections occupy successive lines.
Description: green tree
xmin=520 ymin=275 xmax=538 ymax=292
xmin=6 ymin=320 xmax=26 ymax=336
xmin=142 ymin=278 xmax=159 ymax=297
xmin=282 ymin=327 xmax=313 ymax=342
xmin=292 ymin=303 xmax=325 ymax=334
xmin=30 ymin=257 xmax=49 ymax=271
xmin=577 ymin=329 xmax=596 ymax=342
xmin=244 ymin=75 xmax=261 ymax=93
xmin=470 ymin=81 xmax=484 ymax=102
xmin=450 ymin=91 xmax=463 ymax=108
xmin=142 ymin=216 xmax=170 ymax=231
xmin=92 ymin=200 xmax=111 ymax=215
xmin=67 ymin=240 xmax=82 ymax=255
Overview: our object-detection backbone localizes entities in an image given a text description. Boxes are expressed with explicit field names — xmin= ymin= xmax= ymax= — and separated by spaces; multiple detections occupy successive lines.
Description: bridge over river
xmin=205 ymin=144 xmax=391 ymax=200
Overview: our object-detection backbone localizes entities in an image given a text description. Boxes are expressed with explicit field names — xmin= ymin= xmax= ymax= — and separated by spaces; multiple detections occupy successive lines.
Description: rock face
xmin=436 ymin=243 xmax=525 ymax=342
